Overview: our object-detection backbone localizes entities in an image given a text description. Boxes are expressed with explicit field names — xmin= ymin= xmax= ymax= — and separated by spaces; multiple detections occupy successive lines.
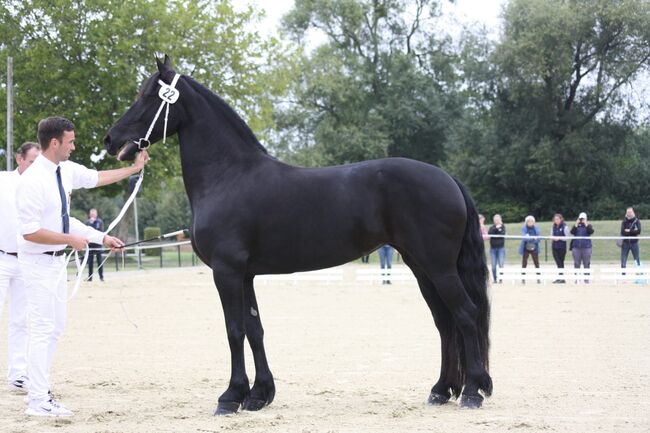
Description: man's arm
xmin=95 ymin=150 xmax=149 ymax=187
xmin=24 ymin=229 xmax=88 ymax=250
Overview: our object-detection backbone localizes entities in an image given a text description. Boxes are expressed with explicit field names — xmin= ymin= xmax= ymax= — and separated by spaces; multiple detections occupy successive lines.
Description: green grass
xmin=68 ymin=248 xmax=199 ymax=274
xmin=355 ymin=220 xmax=648 ymax=266
xmin=66 ymin=220 xmax=646 ymax=275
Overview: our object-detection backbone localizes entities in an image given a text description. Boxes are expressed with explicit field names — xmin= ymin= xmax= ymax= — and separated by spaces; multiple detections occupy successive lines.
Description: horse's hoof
xmin=214 ymin=401 xmax=240 ymax=416
xmin=242 ymin=397 xmax=267 ymax=411
xmin=427 ymin=392 xmax=450 ymax=406
xmin=459 ymin=394 xmax=483 ymax=409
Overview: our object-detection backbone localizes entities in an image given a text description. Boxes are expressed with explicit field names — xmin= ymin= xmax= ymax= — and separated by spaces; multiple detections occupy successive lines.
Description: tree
xmin=0 ymin=0 xmax=287 ymax=180
xmin=448 ymin=0 xmax=650 ymax=219
xmin=0 ymin=0 xmax=292 ymax=239
xmin=274 ymin=0 xmax=460 ymax=166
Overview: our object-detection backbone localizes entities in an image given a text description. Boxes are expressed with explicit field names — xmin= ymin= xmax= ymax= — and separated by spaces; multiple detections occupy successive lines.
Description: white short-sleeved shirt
xmin=16 ymin=154 xmax=104 ymax=254
xmin=0 ymin=169 xmax=21 ymax=253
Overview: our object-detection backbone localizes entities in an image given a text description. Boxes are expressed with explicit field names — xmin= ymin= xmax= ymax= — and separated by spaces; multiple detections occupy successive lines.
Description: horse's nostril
xmin=104 ymin=134 xmax=112 ymax=148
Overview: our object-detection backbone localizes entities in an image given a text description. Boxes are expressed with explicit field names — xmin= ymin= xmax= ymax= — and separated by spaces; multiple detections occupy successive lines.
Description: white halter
xmin=134 ymin=73 xmax=181 ymax=150
xmin=58 ymin=73 xmax=183 ymax=302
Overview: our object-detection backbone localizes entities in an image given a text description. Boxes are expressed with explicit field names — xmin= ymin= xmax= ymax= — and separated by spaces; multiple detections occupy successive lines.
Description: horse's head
xmin=105 ymin=55 xmax=184 ymax=161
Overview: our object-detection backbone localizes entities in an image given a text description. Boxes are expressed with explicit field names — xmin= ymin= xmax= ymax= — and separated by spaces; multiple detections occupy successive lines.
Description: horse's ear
xmin=156 ymin=55 xmax=172 ymax=73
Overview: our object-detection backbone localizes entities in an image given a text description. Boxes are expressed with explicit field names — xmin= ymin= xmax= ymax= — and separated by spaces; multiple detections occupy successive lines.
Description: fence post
xmin=177 ymin=244 xmax=181 ymax=267
xmin=160 ymin=247 xmax=163 ymax=268
xmin=114 ymin=252 xmax=119 ymax=271
xmin=544 ymin=239 xmax=548 ymax=263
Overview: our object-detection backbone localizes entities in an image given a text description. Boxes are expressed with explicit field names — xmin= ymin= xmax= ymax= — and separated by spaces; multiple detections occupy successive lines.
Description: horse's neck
xmin=177 ymin=88 xmax=269 ymax=201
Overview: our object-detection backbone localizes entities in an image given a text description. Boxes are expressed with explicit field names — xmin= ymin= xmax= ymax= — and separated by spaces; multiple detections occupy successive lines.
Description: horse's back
xmin=193 ymin=156 xmax=467 ymax=273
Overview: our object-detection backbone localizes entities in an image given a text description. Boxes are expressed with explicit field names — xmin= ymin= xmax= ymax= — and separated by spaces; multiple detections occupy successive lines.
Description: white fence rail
xmin=256 ymin=265 xmax=649 ymax=285
xmin=497 ymin=266 xmax=648 ymax=284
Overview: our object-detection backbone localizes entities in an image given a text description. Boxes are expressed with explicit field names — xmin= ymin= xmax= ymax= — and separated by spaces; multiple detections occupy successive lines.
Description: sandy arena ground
xmin=1 ymin=264 xmax=649 ymax=433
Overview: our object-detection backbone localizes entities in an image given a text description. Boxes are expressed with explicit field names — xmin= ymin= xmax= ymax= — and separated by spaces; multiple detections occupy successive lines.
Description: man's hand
xmin=103 ymin=235 xmax=125 ymax=251
xmin=68 ymin=235 xmax=89 ymax=251
xmin=133 ymin=149 xmax=150 ymax=171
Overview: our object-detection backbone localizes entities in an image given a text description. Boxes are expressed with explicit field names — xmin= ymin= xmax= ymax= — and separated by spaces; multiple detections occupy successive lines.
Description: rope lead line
xmin=62 ymin=74 xmax=182 ymax=301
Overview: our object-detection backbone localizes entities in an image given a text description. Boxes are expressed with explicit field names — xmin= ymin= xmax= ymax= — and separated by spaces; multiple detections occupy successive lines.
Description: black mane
xmin=184 ymin=76 xmax=268 ymax=155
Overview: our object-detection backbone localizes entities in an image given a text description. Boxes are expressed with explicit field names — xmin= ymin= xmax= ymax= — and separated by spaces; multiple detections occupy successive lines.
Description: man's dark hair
xmin=37 ymin=117 xmax=75 ymax=150
xmin=17 ymin=141 xmax=41 ymax=158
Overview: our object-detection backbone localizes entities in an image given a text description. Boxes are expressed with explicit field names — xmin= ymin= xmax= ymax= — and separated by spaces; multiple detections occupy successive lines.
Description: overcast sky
xmin=244 ymin=0 xmax=647 ymax=119
xmin=249 ymin=0 xmax=506 ymax=40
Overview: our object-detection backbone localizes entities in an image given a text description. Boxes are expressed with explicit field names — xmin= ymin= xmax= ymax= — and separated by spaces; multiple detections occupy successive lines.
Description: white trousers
xmin=0 ymin=253 xmax=29 ymax=383
xmin=19 ymin=253 xmax=67 ymax=402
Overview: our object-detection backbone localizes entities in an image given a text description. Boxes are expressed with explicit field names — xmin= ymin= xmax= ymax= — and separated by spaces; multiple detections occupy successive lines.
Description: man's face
xmin=626 ymin=208 xmax=635 ymax=218
xmin=16 ymin=147 xmax=41 ymax=174
xmin=89 ymin=209 xmax=98 ymax=220
xmin=52 ymin=130 xmax=76 ymax=162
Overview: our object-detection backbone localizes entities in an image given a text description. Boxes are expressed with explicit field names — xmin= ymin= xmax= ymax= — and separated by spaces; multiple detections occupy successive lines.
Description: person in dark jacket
xmin=85 ymin=208 xmax=105 ymax=281
xmin=570 ymin=212 xmax=594 ymax=282
xmin=488 ymin=214 xmax=506 ymax=283
xmin=550 ymin=213 xmax=570 ymax=283
xmin=620 ymin=207 xmax=641 ymax=268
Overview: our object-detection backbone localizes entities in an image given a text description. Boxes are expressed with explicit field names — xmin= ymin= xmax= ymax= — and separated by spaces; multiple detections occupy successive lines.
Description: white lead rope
xmin=59 ymin=74 xmax=182 ymax=302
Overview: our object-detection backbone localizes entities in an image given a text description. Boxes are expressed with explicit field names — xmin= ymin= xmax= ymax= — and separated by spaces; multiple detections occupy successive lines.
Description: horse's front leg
xmin=212 ymin=266 xmax=250 ymax=415
xmin=241 ymin=274 xmax=275 ymax=411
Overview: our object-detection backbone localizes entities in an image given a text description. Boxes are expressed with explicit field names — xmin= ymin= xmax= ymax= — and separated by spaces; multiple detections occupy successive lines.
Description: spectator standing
xmin=550 ymin=213 xmax=570 ymax=283
xmin=0 ymin=142 xmax=41 ymax=393
xmin=487 ymin=214 xmax=506 ymax=283
xmin=479 ymin=214 xmax=489 ymax=241
xmin=570 ymin=212 xmax=594 ymax=283
xmin=620 ymin=207 xmax=641 ymax=268
xmin=378 ymin=244 xmax=393 ymax=285
xmin=519 ymin=216 xmax=541 ymax=283
xmin=85 ymin=209 xmax=105 ymax=281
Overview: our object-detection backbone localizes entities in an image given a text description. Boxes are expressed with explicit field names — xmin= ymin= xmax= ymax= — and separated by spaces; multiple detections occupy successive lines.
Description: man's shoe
xmin=25 ymin=397 xmax=73 ymax=417
xmin=23 ymin=390 xmax=56 ymax=404
xmin=8 ymin=376 xmax=28 ymax=393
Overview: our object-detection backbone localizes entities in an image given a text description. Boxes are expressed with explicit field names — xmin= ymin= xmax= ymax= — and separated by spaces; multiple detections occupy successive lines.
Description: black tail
xmin=451 ymin=178 xmax=492 ymax=397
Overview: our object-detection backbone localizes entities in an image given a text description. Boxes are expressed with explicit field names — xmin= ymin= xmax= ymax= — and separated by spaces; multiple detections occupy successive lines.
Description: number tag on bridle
xmin=158 ymin=84 xmax=179 ymax=104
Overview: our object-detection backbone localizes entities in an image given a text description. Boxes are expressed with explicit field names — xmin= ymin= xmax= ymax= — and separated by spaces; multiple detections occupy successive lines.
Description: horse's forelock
xmin=138 ymin=73 xmax=160 ymax=99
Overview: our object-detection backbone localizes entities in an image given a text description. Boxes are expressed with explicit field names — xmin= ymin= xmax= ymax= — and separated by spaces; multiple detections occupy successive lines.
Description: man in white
xmin=0 ymin=142 xmax=41 ymax=393
xmin=16 ymin=116 xmax=149 ymax=417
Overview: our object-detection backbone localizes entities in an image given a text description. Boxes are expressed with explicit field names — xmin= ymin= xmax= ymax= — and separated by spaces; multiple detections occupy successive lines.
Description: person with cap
xmin=15 ymin=116 xmax=149 ymax=417
xmin=570 ymin=212 xmax=594 ymax=282
xmin=0 ymin=142 xmax=41 ymax=394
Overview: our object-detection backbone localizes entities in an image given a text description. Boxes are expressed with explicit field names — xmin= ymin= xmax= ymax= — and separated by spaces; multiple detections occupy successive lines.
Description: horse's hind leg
xmin=212 ymin=266 xmax=250 ymax=415
xmin=241 ymin=274 xmax=275 ymax=411
xmin=402 ymin=256 xmax=459 ymax=405
xmin=429 ymin=273 xmax=492 ymax=408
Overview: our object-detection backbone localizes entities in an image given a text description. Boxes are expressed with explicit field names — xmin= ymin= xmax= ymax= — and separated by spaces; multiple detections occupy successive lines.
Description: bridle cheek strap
xmin=137 ymin=73 xmax=181 ymax=149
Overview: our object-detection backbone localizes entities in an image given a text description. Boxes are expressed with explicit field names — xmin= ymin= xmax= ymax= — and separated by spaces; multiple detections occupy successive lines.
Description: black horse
xmin=105 ymin=56 xmax=492 ymax=414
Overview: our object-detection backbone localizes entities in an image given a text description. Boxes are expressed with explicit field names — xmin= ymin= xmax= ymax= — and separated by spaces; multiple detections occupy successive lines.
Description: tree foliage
xmin=0 ymin=0 xmax=293 ymax=240
xmin=447 ymin=0 xmax=650 ymax=219
xmin=273 ymin=0 xmax=459 ymax=166
xmin=0 ymin=0 xmax=290 ymax=191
